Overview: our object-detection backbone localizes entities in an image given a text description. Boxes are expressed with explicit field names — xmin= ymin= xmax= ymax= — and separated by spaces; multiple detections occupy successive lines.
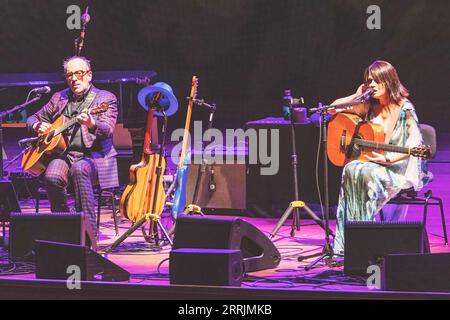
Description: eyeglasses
xmin=65 ymin=70 xmax=90 ymax=80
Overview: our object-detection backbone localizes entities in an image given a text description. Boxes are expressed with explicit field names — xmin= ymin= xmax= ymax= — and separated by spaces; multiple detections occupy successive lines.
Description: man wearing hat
xmin=27 ymin=56 xmax=119 ymax=240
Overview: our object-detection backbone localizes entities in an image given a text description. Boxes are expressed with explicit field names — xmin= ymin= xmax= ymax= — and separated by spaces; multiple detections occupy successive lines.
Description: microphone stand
xmin=183 ymin=100 xmax=216 ymax=215
xmin=297 ymin=97 xmax=370 ymax=270
xmin=0 ymin=95 xmax=43 ymax=180
xmin=167 ymin=99 xmax=216 ymax=236
xmin=0 ymin=94 xmax=42 ymax=247
xmin=269 ymin=99 xmax=333 ymax=239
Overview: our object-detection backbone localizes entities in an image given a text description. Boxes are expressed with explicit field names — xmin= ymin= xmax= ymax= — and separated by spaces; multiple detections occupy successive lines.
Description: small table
xmin=245 ymin=117 xmax=342 ymax=217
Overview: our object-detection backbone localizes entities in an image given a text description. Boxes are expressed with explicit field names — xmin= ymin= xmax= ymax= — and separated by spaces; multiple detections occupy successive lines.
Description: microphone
xmin=354 ymin=87 xmax=374 ymax=102
xmin=30 ymin=86 xmax=51 ymax=94
xmin=18 ymin=137 xmax=39 ymax=149
xmin=18 ymin=137 xmax=39 ymax=144
xmin=188 ymin=98 xmax=216 ymax=110
xmin=309 ymin=88 xmax=375 ymax=113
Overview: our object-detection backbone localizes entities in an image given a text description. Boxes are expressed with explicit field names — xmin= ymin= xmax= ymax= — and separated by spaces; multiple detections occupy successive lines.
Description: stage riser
xmin=0 ymin=279 xmax=450 ymax=300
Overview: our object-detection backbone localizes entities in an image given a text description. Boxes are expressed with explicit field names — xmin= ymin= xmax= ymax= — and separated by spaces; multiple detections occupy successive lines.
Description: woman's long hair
xmin=364 ymin=60 xmax=409 ymax=105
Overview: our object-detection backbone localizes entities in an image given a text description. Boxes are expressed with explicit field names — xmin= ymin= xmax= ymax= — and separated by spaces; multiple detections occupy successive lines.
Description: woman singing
xmin=331 ymin=60 xmax=430 ymax=254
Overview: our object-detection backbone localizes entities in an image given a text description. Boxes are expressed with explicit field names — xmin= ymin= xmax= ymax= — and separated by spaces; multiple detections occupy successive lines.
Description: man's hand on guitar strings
xmin=33 ymin=121 xmax=52 ymax=134
xmin=76 ymin=112 xmax=96 ymax=129
xmin=364 ymin=151 xmax=392 ymax=165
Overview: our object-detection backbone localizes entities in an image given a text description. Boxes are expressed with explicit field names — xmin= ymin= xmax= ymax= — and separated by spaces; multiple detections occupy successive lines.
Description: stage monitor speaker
xmin=35 ymin=240 xmax=130 ymax=282
xmin=381 ymin=252 xmax=450 ymax=292
xmin=170 ymin=248 xmax=243 ymax=286
xmin=173 ymin=215 xmax=281 ymax=272
xmin=186 ymin=163 xmax=246 ymax=210
xmin=344 ymin=221 xmax=429 ymax=275
xmin=0 ymin=181 xmax=21 ymax=222
xmin=9 ymin=212 xmax=95 ymax=261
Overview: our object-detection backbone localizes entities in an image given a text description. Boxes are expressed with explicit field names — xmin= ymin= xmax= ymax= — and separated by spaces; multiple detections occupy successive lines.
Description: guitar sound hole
xmin=346 ymin=135 xmax=361 ymax=158
xmin=45 ymin=130 xmax=55 ymax=143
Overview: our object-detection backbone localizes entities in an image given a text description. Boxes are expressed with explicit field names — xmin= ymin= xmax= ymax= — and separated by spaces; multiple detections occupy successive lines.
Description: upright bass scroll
xmin=75 ymin=6 xmax=90 ymax=56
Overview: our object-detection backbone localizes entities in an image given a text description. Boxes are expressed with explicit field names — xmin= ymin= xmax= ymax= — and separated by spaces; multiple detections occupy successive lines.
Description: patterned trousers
xmin=44 ymin=152 xmax=98 ymax=238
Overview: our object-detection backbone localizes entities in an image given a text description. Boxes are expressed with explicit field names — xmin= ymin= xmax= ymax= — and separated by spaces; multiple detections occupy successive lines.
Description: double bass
xmin=119 ymin=98 xmax=166 ymax=223
xmin=106 ymin=94 xmax=171 ymax=252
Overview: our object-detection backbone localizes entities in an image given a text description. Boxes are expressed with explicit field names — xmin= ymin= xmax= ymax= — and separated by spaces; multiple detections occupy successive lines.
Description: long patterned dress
xmin=333 ymin=101 xmax=430 ymax=254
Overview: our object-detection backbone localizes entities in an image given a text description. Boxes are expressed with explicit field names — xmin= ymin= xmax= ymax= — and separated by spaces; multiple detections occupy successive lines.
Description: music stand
xmin=0 ymin=181 xmax=21 ymax=246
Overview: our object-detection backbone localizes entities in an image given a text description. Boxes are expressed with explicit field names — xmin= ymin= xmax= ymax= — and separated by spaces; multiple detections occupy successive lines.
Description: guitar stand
xmin=105 ymin=112 xmax=172 ymax=253
xmin=168 ymin=103 xmax=216 ymax=237
xmin=183 ymin=204 xmax=205 ymax=216
xmin=105 ymin=212 xmax=173 ymax=253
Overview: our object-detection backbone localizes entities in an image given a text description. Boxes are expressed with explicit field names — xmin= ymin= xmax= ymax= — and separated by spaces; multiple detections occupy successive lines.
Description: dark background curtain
xmin=1 ymin=0 xmax=448 ymax=131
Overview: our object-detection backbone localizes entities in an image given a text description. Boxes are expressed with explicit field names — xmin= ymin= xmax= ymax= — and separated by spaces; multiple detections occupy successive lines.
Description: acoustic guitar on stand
xmin=21 ymin=101 xmax=112 ymax=177
xmin=327 ymin=112 xmax=431 ymax=167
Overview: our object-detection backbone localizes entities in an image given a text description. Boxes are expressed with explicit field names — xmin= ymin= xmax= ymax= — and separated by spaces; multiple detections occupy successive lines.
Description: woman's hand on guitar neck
xmin=33 ymin=121 xmax=52 ymax=134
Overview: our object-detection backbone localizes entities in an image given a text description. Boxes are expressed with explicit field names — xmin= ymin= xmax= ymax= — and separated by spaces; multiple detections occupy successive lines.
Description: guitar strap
xmin=64 ymin=89 xmax=97 ymax=144
xmin=71 ymin=89 xmax=97 ymax=116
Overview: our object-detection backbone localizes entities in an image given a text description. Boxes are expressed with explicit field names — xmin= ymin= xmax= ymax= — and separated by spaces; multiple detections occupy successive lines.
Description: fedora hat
xmin=138 ymin=82 xmax=178 ymax=116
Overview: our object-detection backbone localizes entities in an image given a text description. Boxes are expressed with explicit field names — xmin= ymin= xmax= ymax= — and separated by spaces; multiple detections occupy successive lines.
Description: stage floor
xmin=0 ymin=162 xmax=449 ymax=299
xmin=1 ymin=199 xmax=449 ymax=299
xmin=98 ymin=207 xmax=450 ymax=294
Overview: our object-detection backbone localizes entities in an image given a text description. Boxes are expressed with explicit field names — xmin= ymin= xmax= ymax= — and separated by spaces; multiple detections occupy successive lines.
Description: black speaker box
xmin=9 ymin=212 xmax=95 ymax=261
xmin=35 ymin=240 xmax=130 ymax=282
xmin=344 ymin=221 xmax=429 ymax=275
xmin=173 ymin=215 xmax=281 ymax=272
xmin=381 ymin=253 xmax=450 ymax=292
xmin=0 ymin=181 xmax=21 ymax=222
xmin=186 ymin=163 xmax=246 ymax=210
xmin=170 ymin=248 xmax=243 ymax=286
xmin=9 ymin=170 xmax=41 ymax=200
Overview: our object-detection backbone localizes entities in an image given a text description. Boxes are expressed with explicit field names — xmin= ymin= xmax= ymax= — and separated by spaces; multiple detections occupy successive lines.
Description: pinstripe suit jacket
xmin=27 ymin=85 xmax=119 ymax=189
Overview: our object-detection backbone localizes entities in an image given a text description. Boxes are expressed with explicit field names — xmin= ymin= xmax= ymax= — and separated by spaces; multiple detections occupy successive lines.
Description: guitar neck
xmin=143 ymin=108 xmax=155 ymax=155
xmin=354 ymin=138 xmax=410 ymax=155
xmin=178 ymin=102 xmax=193 ymax=168
xmin=53 ymin=107 xmax=100 ymax=137
xmin=54 ymin=117 xmax=78 ymax=136
xmin=178 ymin=76 xmax=198 ymax=168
